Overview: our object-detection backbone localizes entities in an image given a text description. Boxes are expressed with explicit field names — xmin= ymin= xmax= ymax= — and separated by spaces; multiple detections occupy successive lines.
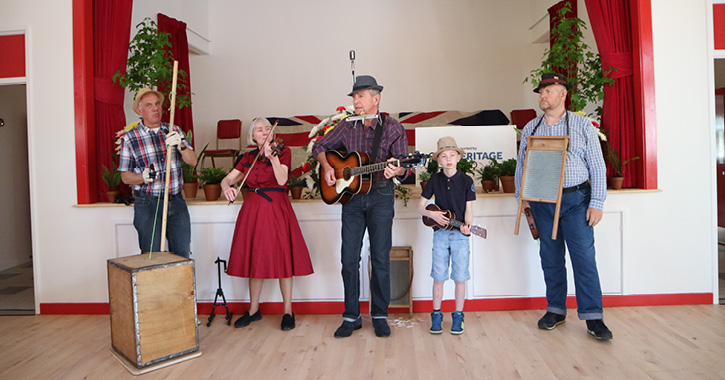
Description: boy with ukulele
xmin=417 ymin=136 xmax=476 ymax=335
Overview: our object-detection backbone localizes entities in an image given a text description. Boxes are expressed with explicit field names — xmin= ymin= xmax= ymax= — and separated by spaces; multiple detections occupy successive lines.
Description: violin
xmin=258 ymin=138 xmax=285 ymax=161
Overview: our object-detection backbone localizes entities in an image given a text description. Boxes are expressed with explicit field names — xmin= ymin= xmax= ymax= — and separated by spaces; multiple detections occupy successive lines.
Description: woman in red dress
xmin=221 ymin=117 xmax=313 ymax=331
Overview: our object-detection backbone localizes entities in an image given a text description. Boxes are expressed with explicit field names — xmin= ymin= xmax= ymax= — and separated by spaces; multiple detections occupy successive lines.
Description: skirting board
xmin=40 ymin=293 xmax=714 ymax=315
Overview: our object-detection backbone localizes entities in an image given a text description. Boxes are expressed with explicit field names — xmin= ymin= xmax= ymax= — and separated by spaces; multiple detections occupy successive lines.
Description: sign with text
xmin=415 ymin=125 xmax=517 ymax=181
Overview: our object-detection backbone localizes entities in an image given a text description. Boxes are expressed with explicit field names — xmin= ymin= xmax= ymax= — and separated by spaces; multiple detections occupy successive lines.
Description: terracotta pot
xmin=500 ymin=176 xmax=516 ymax=193
xmin=183 ymin=182 xmax=198 ymax=199
xmin=608 ymin=176 xmax=624 ymax=190
xmin=481 ymin=180 xmax=496 ymax=193
xmin=203 ymin=184 xmax=222 ymax=201
xmin=289 ymin=186 xmax=304 ymax=199
xmin=106 ymin=190 xmax=120 ymax=203
xmin=420 ymin=181 xmax=427 ymax=192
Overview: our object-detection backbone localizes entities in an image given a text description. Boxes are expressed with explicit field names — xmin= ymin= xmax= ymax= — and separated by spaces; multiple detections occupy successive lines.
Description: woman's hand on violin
xmin=223 ymin=185 xmax=237 ymax=202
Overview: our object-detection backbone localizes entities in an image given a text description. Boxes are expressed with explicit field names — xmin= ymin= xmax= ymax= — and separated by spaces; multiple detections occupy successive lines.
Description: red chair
xmin=510 ymin=109 xmax=537 ymax=129
xmin=203 ymin=119 xmax=243 ymax=168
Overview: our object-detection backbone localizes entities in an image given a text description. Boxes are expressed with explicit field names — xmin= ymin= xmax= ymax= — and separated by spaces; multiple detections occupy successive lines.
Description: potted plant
xmin=525 ymin=1 xmax=614 ymax=117
xmin=456 ymin=157 xmax=477 ymax=176
xmin=101 ymin=162 xmax=122 ymax=202
xmin=476 ymin=159 xmax=500 ymax=193
xmin=498 ymin=158 xmax=517 ymax=193
xmin=605 ymin=143 xmax=639 ymax=190
xmin=418 ymin=160 xmax=440 ymax=191
xmin=198 ymin=167 xmax=228 ymax=201
xmin=180 ymin=130 xmax=208 ymax=199
xmin=113 ymin=17 xmax=191 ymax=110
xmin=288 ymin=174 xmax=306 ymax=200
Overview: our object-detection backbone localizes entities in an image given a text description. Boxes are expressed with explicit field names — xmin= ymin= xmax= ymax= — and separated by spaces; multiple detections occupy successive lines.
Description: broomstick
xmin=157 ymin=60 xmax=179 ymax=257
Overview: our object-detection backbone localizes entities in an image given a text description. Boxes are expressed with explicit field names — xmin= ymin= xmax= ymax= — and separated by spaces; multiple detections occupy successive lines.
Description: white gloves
xmin=165 ymin=131 xmax=182 ymax=149
xmin=142 ymin=167 xmax=156 ymax=184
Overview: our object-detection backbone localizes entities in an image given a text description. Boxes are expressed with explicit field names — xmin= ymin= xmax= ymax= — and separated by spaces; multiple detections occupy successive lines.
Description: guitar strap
xmin=369 ymin=113 xmax=385 ymax=167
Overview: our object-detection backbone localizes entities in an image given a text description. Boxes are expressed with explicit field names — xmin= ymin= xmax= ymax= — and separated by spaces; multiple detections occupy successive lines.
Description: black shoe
xmin=234 ymin=310 xmax=262 ymax=328
xmin=281 ymin=313 xmax=295 ymax=331
xmin=537 ymin=312 xmax=566 ymax=330
xmin=586 ymin=319 xmax=613 ymax=340
xmin=372 ymin=318 xmax=391 ymax=337
xmin=334 ymin=318 xmax=362 ymax=338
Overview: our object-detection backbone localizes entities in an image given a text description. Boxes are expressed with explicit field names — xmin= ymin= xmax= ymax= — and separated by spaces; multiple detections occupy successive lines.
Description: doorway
xmin=715 ymin=59 xmax=725 ymax=304
xmin=0 ymin=84 xmax=34 ymax=315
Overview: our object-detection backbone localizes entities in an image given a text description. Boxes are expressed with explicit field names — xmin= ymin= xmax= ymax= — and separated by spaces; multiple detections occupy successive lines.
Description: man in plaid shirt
xmin=314 ymin=75 xmax=409 ymax=338
xmin=119 ymin=88 xmax=196 ymax=258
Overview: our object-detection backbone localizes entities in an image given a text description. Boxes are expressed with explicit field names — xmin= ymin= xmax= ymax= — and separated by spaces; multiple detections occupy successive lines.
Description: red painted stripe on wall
xmin=715 ymin=4 xmax=725 ymax=50
xmin=39 ymin=293 xmax=712 ymax=315
xmin=0 ymin=34 xmax=25 ymax=78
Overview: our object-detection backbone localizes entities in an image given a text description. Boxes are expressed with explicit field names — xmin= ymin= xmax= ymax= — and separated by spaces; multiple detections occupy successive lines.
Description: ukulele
xmin=422 ymin=204 xmax=487 ymax=238
xmin=320 ymin=151 xmax=429 ymax=205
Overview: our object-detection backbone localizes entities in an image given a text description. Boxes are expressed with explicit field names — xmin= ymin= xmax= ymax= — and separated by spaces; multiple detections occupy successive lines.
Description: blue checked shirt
xmin=514 ymin=111 xmax=606 ymax=209
xmin=118 ymin=122 xmax=192 ymax=196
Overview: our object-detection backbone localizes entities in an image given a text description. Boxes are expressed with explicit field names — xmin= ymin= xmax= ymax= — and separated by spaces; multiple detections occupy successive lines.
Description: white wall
xmin=0 ymin=0 xmax=717 ymax=309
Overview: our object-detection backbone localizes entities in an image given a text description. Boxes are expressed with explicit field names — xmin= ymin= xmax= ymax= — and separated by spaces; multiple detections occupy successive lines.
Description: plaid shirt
xmin=118 ymin=122 xmax=192 ymax=196
xmin=312 ymin=114 xmax=409 ymax=182
xmin=514 ymin=111 xmax=606 ymax=209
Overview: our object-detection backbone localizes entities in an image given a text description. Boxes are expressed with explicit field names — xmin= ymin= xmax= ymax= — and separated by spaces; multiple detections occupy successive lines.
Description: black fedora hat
xmin=347 ymin=75 xmax=384 ymax=96
xmin=533 ymin=72 xmax=572 ymax=93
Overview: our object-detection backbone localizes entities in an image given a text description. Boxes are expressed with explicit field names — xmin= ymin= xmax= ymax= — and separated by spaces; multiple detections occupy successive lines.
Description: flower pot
xmin=608 ymin=176 xmax=623 ymax=190
xmin=106 ymin=190 xmax=120 ymax=203
xmin=481 ymin=180 xmax=496 ymax=193
xmin=289 ymin=186 xmax=304 ymax=200
xmin=202 ymin=184 xmax=222 ymax=201
xmin=500 ymin=176 xmax=516 ymax=193
xmin=420 ymin=181 xmax=427 ymax=192
xmin=183 ymin=182 xmax=198 ymax=199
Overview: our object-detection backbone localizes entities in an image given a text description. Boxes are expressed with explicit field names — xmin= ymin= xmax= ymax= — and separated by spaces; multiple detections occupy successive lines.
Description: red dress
xmin=226 ymin=147 xmax=314 ymax=279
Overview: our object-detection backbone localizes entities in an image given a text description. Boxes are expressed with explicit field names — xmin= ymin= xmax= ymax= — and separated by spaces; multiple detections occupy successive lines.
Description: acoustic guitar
xmin=320 ymin=150 xmax=429 ymax=205
xmin=422 ymin=204 xmax=487 ymax=239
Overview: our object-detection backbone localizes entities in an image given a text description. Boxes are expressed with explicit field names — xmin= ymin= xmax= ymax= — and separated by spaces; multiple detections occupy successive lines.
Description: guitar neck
xmin=349 ymin=160 xmax=399 ymax=177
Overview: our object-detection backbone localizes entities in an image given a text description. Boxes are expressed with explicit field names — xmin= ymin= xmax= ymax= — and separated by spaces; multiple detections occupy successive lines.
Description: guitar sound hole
xmin=342 ymin=167 xmax=351 ymax=181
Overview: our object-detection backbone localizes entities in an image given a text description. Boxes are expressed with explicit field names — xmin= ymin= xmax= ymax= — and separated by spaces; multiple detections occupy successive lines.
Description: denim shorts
xmin=430 ymin=229 xmax=471 ymax=283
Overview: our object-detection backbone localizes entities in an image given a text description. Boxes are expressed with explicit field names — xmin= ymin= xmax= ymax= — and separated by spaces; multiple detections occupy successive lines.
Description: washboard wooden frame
xmin=514 ymin=136 xmax=569 ymax=240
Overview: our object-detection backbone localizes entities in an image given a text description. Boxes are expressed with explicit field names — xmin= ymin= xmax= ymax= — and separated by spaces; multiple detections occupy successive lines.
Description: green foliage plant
xmin=525 ymin=1 xmax=614 ymax=117
xmin=113 ymin=18 xmax=191 ymax=110
xmin=394 ymin=184 xmax=411 ymax=207
xmin=456 ymin=157 xmax=477 ymax=175
xmin=498 ymin=158 xmax=517 ymax=177
xmin=101 ymin=162 xmax=122 ymax=188
xmin=418 ymin=159 xmax=440 ymax=182
xmin=288 ymin=174 xmax=307 ymax=187
xmin=476 ymin=159 xmax=500 ymax=181
xmin=198 ymin=167 xmax=228 ymax=185
xmin=605 ymin=143 xmax=639 ymax=177
xmin=179 ymin=130 xmax=208 ymax=183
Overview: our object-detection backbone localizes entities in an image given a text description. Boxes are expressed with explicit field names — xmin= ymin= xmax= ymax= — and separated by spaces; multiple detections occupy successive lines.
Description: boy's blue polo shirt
xmin=421 ymin=170 xmax=476 ymax=223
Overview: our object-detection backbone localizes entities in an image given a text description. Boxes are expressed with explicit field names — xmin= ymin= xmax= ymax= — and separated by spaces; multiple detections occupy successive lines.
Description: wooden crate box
xmin=107 ymin=252 xmax=198 ymax=369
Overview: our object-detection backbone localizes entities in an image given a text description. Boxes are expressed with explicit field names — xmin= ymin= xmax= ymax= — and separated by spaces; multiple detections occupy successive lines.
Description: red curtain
xmin=157 ymin=13 xmax=194 ymax=136
xmin=584 ymin=0 xmax=637 ymax=187
xmin=93 ymin=0 xmax=133 ymax=200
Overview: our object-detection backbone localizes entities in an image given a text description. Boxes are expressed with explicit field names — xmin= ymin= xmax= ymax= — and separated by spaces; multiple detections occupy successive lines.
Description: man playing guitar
xmin=313 ymin=75 xmax=408 ymax=338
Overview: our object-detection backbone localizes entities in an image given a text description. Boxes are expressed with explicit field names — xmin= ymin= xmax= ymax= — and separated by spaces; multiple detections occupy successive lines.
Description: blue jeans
xmin=340 ymin=180 xmax=394 ymax=320
xmin=529 ymin=186 xmax=603 ymax=320
xmin=133 ymin=192 xmax=191 ymax=258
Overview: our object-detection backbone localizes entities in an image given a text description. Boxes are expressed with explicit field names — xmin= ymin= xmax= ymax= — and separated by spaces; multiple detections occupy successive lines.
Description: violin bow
xmin=228 ymin=119 xmax=279 ymax=205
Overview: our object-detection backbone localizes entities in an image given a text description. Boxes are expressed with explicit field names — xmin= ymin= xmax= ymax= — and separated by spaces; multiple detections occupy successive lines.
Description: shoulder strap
xmin=369 ymin=113 xmax=385 ymax=163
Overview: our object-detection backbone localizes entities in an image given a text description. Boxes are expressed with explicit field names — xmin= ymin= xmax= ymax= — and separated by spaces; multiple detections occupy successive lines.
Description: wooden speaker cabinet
xmin=369 ymin=246 xmax=414 ymax=315
xmin=107 ymin=252 xmax=199 ymax=371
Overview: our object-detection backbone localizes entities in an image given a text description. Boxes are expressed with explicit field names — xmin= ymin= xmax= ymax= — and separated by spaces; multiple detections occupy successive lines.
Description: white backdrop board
xmin=415 ymin=125 xmax=517 ymax=182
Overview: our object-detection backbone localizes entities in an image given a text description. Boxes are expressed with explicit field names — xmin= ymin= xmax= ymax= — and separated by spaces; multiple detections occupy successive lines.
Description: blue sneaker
xmin=451 ymin=311 xmax=464 ymax=335
xmin=430 ymin=311 xmax=443 ymax=334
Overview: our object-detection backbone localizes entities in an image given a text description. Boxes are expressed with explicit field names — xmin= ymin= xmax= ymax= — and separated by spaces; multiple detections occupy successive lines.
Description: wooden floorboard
xmin=0 ymin=305 xmax=724 ymax=380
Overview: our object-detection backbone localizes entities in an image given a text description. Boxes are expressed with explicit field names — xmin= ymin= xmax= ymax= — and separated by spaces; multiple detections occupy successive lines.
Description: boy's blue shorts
xmin=431 ymin=229 xmax=471 ymax=283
